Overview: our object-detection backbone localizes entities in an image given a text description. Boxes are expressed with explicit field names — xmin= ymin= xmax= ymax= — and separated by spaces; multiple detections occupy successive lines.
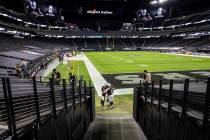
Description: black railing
xmin=133 ymin=78 xmax=210 ymax=140
xmin=0 ymin=76 xmax=95 ymax=140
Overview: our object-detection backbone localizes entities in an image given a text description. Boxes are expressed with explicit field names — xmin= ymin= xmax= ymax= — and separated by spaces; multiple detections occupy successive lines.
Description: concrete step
xmin=83 ymin=116 xmax=147 ymax=140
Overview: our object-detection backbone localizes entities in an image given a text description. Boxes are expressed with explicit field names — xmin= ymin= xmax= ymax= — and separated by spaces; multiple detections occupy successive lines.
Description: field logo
xmin=190 ymin=71 xmax=210 ymax=77
xmin=107 ymin=71 xmax=210 ymax=88
xmin=115 ymin=75 xmax=144 ymax=84
xmin=114 ymin=72 xmax=196 ymax=85
xmin=153 ymin=73 xmax=194 ymax=80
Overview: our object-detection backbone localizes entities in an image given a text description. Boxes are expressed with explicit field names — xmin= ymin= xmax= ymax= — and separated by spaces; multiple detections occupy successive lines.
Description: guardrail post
xmin=72 ymin=79 xmax=76 ymax=109
xmin=2 ymin=78 xmax=12 ymax=136
xmin=203 ymin=78 xmax=210 ymax=129
xmin=88 ymin=80 xmax=91 ymax=96
xmin=168 ymin=80 xmax=173 ymax=115
xmin=40 ymin=76 xmax=42 ymax=83
xmin=84 ymin=81 xmax=87 ymax=102
xmin=62 ymin=79 xmax=70 ymax=140
xmin=50 ymin=78 xmax=57 ymax=119
xmin=151 ymin=80 xmax=154 ymax=108
xmin=89 ymin=80 xmax=95 ymax=122
xmin=133 ymin=86 xmax=141 ymax=123
xmin=195 ymin=75 xmax=198 ymax=83
xmin=158 ymin=80 xmax=163 ymax=112
xmin=158 ymin=80 xmax=163 ymax=138
xmin=32 ymin=77 xmax=40 ymax=124
xmin=182 ymin=79 xmax=189 ymax=119
xmin=143 ymin=81 xmax=149 ymax=131
xmin=6 ymin=78 xmax=17 ymax=139
xmin=62 ymin=79 xmax=68 ymax=112
xmin=79 ymin=77 xmax=82 ymax=106
xmin=144 ymin=82 xmax=148 ymax=106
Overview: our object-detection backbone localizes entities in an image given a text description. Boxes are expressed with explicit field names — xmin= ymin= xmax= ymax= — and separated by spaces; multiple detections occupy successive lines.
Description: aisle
xmin=83 ymin=116 xmax=147 ymax=140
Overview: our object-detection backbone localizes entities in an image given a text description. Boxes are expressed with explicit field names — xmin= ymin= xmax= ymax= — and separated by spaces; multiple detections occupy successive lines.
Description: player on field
xmin=101 ymin=85 xmax=106 ymax=109
xmin=143 ymin=70 xmax=151 ymax=86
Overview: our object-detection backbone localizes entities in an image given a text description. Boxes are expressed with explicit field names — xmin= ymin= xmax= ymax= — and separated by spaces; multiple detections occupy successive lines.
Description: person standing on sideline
xmin=101 ymin=85 xmax=106 ymax=109
xmin=143 ymin=70 xmax=151 ymax=85
xmin=109 ymin=85 xmax=115 ymax=109
xmin=16 ymin=63 xmax=21 ymax=77
xmin=52 ymin=69 xmax=57 ymax=80
xmin=69 ymin=73 xmax=74 ymax=82
xmin=56 ymin=71 xmax=61 ymax=84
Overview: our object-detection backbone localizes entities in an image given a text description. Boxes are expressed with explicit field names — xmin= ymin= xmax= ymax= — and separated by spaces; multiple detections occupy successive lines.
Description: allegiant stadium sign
xmin=87 ymin=10 xmax=113 ymax=15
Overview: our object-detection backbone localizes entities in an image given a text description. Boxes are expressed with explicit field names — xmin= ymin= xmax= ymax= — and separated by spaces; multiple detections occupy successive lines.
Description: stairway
xmin=83 ymin=116 xmax=147 ymax=140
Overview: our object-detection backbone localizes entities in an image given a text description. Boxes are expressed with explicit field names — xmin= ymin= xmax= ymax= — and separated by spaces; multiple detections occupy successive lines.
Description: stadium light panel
xmin=150 ymin=0 xmax=158 ymax=5
xmin=56 ymin=35 xmax=64 ymax=38
xmin=184 ymin=22 xmax=192 ymax=25
xmin=151 ymin=0 xmax=168 ymax=5
xmin=24 ymin=33 xmax=30 ymax=35
xmin=7 ymin=30 xmax=17 ymax=34
xmin=194 ymin=20 xmax=207 ymax=24
xmin=40 ymin=25 xmax=47 ymax=27
xmin=0 ymin=27 xmax=5 ymax=31
xmin=17 ymin=19 xmax=23 ymax=22
xmin=159 ymin=0 xmax=167 ymax=3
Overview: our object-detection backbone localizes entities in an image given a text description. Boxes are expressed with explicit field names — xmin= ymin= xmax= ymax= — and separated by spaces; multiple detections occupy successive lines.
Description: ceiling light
xmin=159 ymin=0 xmax=167 ymax=4
xmin=150 ymin=0 xmax=158 ymax=5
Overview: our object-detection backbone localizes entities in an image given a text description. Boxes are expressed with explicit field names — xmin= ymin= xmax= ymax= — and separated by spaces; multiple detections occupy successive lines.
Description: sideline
xmin=82 ymin=54 xmax=108 ymax=96
xmin=162 ymin=53 xmax=210 ymax=58
xmin=41 ymin=58 xmax=61 ymax=77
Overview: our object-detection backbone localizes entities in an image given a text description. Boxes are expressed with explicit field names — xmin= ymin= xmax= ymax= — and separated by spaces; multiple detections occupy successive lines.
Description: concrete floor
xmin=83 ymin=116 xmax=147 ymax=140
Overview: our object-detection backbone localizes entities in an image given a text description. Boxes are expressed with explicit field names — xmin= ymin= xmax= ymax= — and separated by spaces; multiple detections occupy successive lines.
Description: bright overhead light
xmin=150 ymin=0 xmax=167 ymax=5
xmin=40 ymin=25 xmax=47 ymax=27
xmin=150 ymin=0 xmax=158 ymax=4
xmin=56 ymin=36 xmax=64 ymax=38
xmin=0 ymin=27 xmax=5 ymax=31
xmin=7 ymin=30 xmax=17 ymax=34
xmin=17 ymin=19 xmax=23 ymax=22
xmin=159 ymin=0 xmax=167 ymax=3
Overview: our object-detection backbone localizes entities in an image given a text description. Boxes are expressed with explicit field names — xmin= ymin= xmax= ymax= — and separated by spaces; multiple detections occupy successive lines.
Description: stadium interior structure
xmin=0 ymin=0 xmax=210 ymax=140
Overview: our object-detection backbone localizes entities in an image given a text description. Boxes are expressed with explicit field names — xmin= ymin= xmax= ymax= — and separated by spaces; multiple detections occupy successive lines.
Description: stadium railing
xmin=0 ymin=76 xmax=95 ymax=140
xmin=133 ymin=78 xmax=210 ymax=140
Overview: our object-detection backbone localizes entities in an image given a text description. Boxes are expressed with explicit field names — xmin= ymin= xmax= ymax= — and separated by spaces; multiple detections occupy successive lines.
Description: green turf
xmin=95 ymin=94 xmax=133 ymax=117
xmin=85 ymin=51 xmax=210 ymax=74
xmin=69 ymin=61 xmax=91 ymax=82
xmin=47 ymin=61 xmax=91 ymax=82
xmin=50 ymin=51 xmax=210 ymax=116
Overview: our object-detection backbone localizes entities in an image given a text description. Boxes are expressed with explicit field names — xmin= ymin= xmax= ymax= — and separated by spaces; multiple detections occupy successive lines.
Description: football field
xmin=54 ymin=51 xmax=210 ymax=116
xmin=85 ymin=51 xmax=210 ymax=74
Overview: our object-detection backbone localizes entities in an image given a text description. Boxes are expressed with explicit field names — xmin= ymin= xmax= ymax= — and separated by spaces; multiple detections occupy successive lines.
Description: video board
xmin=136 ymin=7 xmax=167 ymax=21
xmin=24 ymin=0 xmax=58 ymax=17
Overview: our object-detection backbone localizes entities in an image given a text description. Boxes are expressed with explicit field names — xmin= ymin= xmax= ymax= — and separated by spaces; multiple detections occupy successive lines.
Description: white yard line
xmin=68 ymin=53 xmax=133 ymax=96
xmin=42 ymin=58 xmax=60 ymax=77
xmin=162 ymin=53 xmax=210 ymax=58
xmin=67 ymin=54 xmax=84 ymax=61
xmin=82 ymin=54 xmax=108 ymax=96
xmin=0 ymin=125 xmax=8 ymax=129
xmin=114 ymin=88 xmax=134 ymax=95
